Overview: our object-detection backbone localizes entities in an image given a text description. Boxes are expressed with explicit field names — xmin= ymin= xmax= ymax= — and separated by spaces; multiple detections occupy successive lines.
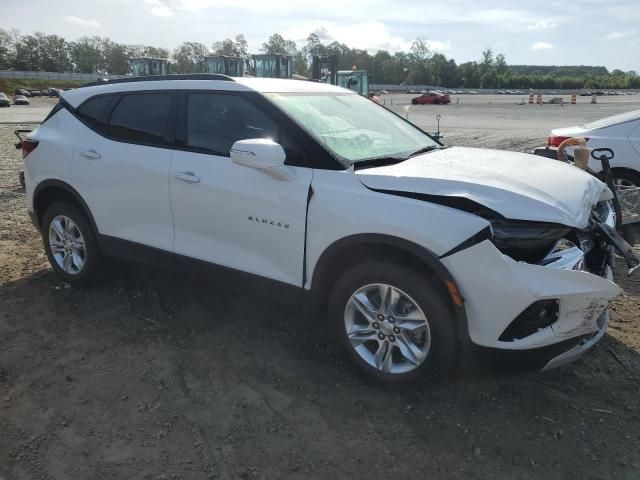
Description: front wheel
xmin=42 ymin=201 xmax=101 ymax=287
xmin=328 ymin=261 xmax=457 ymax=386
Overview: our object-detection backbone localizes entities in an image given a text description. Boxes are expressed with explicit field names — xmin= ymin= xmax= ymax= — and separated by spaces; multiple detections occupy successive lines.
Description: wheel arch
xmin=310 ymin=234 xmax=470 ymax=343
xmin=32 ymin=180 xmax=98 ymax=235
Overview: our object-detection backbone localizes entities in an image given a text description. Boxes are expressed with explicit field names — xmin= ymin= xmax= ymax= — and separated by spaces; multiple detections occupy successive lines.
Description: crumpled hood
xmin=356 ymin=147 xmax=612 ymax=228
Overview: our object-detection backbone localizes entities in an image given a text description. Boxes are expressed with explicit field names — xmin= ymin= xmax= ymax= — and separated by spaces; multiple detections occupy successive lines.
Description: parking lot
xmin=1 ymin=94 xmax=640 ymax=480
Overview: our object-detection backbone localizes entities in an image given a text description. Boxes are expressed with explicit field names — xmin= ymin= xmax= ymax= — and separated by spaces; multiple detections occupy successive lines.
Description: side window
xmin=77 ymin=95 xmax=114 ymax=133
xmin=109 ymin=93 xmax=172 ymax=145
xmin=186 ymin=93 xmax=281 ymax=156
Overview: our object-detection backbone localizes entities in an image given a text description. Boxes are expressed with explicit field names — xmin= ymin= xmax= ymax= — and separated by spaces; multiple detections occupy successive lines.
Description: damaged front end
xmin=489 ymin=200 xmax=639 ymax=277
xmin=439 ymin=198 xmax=627 ymax=369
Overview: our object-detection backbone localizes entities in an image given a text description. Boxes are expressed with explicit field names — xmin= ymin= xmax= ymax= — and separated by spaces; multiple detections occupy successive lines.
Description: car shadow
xmin=1 ymin=259 xmax=639 ymax=479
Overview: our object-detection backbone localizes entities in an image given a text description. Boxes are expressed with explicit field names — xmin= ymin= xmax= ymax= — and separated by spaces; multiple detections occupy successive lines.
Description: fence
xmin=370 ymin=83 xmax=640 ymax=95
xmin=0 ymin=70 xmax=125 ymax=81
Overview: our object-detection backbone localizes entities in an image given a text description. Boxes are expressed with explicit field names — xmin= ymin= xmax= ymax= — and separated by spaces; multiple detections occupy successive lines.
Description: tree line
xmin=1 ymin=28 xmax=638 ymax=89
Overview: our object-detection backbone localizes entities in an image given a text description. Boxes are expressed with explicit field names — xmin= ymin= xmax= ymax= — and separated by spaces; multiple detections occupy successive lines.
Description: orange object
xmin=445 ymin=280 xmax=463 ymax=307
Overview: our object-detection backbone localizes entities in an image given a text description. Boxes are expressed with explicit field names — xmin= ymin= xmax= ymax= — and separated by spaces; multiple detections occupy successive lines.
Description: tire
xmin=612 ymin=170 xmax=640 ymax=229
xmin=42 ymin=201 xmax=101 ymax=287
xmin=328 ymin=261 xmax=457 ymax=386
xmin=411 ymin=99 xmax=417 ymax=105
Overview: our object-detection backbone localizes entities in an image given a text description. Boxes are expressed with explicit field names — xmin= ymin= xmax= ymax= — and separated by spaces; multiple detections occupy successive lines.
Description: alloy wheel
xmin=48 ymin=215 xmax=86 ymax=274
xmin=344 ymin=283 xmax=431 ymax=374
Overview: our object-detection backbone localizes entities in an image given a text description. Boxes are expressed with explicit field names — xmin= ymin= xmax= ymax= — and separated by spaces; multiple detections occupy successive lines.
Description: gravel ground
xmin=1 ymin=96 xmax=640 ymax=480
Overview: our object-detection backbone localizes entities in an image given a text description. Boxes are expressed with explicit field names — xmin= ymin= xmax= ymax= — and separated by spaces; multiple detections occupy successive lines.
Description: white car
xmin=22 ymin=74 xmax=627 ymax=385
xmin=547 ymin=109 xmax=640 ymax=208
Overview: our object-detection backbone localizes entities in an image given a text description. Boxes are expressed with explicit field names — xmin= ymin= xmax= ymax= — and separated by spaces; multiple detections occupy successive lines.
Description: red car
xmin=411 ymin=91 xmax=451 ymax=105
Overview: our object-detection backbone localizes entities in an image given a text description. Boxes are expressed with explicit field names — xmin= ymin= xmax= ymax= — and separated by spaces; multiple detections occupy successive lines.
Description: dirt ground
xmin=1 ymin=96 xmax=640 ymax=480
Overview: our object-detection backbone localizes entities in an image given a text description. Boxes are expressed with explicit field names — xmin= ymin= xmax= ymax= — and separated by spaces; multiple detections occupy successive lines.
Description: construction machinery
xmin=252 ymin=54 xmax=292 ymax=79
xmin=311 ymin=55 xmax=369 ymax=96
xmin=130 ymin=57 xmax=170 ymax=76
xmin=203 ymin=55 xmax=244 ymax=76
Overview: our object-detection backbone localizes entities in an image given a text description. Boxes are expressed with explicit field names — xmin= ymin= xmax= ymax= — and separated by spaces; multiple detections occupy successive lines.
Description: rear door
xmin=71 ymin=92 xmax=176 ymax=251
xmin=168 ymin=91 xmax=312 ymax=286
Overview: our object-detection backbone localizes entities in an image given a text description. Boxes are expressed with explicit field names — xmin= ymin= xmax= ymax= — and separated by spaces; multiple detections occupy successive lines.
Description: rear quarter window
xmin=108 ymin=93 xmax=172 ymax=146
xmin=76 ymin=94 xmax=115 ymax=133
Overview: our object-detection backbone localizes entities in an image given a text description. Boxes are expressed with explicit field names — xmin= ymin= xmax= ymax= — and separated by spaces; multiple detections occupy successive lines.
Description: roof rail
xmin=80 ymin=74 xmax=236 ymax=88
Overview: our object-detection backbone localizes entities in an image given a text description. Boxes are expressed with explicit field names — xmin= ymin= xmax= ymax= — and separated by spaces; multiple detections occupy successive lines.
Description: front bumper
xmin=541 ymin=309 xmax=609 ymax=371
xmin=440 ymin=239 xmax=621 ymax=352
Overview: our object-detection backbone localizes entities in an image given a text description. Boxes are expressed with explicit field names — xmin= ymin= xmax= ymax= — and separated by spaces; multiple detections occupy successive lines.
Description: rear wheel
xmin=411 ymin=99 xmax=417 ymax=105
xmin=42 ymin=201 xmax=101 ymax=287
xmin=328 ymin=261 xmax=457 ymax=386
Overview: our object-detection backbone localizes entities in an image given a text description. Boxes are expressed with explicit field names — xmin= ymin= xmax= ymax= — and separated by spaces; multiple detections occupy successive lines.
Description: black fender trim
xmin=311 ymin=233 xmax=470 ymax=343
xmin=439 ymin=226 xmax=493 ymax=259
xmin=32 ymin=179 xmax=99 ymax=236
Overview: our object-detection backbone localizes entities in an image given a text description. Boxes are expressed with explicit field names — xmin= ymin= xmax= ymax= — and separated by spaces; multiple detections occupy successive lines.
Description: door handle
xmin=78 ymin=149 xmax=102 ymax=160
xmin=174 ymin=171 xmax=201 ymax=183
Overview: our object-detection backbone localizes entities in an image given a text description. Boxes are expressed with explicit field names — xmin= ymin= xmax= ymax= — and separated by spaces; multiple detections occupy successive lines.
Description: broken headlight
xmin=490 ymin=220 xmax=572 ymax=263
xmin=540 ymin=239 xmax=585 ymax=271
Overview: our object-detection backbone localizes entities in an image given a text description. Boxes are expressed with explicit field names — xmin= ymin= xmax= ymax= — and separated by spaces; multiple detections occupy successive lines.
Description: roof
xmin=61 ymin=76 xmax=353 ymax=108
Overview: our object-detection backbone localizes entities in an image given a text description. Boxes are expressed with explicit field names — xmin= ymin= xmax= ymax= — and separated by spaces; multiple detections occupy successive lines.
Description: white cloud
xmin=527 ymin=20 xmax=558 ymax=31
xmin=64 ymin=16 xmax=100 ymax=28
xmin=283 ymin=20 xmax=449 ymax=53
xmin=604 ymin=30 xmax=636 ymax=40
xmin=144 ymin=0 xmax=175 ymax=16
xmin=531 ymin=42 xmax=554 ymax=50
xmin=426 ymin=40 xmax=452 ymax=52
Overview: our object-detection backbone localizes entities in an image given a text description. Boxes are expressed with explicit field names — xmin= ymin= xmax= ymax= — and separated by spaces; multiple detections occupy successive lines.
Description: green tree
xmin=172 ymin=41 xmax=208 ymax=73
xmin=0 ymin=28 xmax=14 ymax=69
xmin=292 ymin=51 xmax=308 ymax=76
xmin=409 ymin=37 xmax=431 ymax=63
xmin=102 ymin=39 xmax=129 ymax=74
xmin=68 ymin=36 xmax=103 ymax=73
xmin=479 ymin=47 xmax=493 ymax=77
xmin=212 ymin=34 xmax=248 ymax=58
xmin=261 ymin=34 xmax=297 ymax=55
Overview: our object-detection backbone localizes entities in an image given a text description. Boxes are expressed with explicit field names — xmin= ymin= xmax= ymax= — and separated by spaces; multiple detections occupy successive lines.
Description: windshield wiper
xmin=353 ymin=156 xmax=407 ymax=169
xmin=405 ymin=145 xmax=440 ymax=158
xmin=353 ymin=145 xmax=441 ymax=169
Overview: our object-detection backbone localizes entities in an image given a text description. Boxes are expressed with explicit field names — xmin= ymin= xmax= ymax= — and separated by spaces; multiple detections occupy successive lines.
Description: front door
xmin=169 ymin=92 xmax=312 ymax=286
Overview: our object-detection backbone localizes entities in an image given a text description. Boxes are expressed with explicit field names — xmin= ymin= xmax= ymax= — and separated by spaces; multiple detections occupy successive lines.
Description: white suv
xmin=22 ymin=74 xmax=627 ymax=385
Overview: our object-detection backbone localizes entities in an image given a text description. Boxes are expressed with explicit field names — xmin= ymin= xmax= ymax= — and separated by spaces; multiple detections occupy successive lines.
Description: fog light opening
xmin=499 ymin=299 xmax=560 ymax=342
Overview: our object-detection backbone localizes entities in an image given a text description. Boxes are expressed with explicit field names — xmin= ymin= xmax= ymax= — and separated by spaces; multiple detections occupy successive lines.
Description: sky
xmin=2 ymin=0 xmax=639 ymax=71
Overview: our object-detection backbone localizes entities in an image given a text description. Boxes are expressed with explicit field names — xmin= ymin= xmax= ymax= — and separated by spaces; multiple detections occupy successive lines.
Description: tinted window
xmin=109 ymin=93 xmax=171 ymax=145
xmin=77 ymin=95 xmax=114 ymax=132
xmin=186 ymin=93 xmax=280 ymax=156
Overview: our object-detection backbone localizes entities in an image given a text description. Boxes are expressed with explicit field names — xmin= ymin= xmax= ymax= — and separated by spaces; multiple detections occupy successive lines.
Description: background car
xmin=411 ymin=91 xmax=451 ymax=105
xmin=547 ymin=109 xmax=640 ymax=215
xmin=13 ymin=94 xmax=30 ymax=105
xmin=14 ymin=88 xmax=30 ymax=97
xmin=0 ymin=92 xmax=10 ymax=107
xmin=29 ymin=89 xmax=42 ymax=97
